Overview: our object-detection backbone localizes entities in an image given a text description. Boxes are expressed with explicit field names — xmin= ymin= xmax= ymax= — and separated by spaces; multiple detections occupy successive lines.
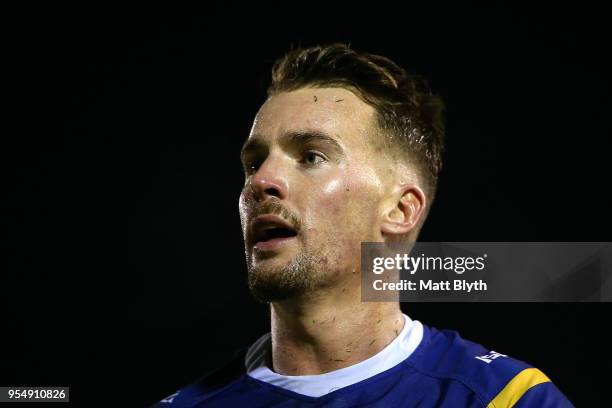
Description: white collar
xmin=245 ymin=314 xmax=423 ymax=397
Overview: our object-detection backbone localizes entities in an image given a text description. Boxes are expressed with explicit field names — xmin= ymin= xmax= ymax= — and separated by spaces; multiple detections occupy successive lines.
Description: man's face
xmin=239 ymin=87 xmax=391 ymax=302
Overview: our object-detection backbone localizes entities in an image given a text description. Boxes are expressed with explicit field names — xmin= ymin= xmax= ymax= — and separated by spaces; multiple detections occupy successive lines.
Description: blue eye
xmin=302 ymin=151 xmax=326 ymax=165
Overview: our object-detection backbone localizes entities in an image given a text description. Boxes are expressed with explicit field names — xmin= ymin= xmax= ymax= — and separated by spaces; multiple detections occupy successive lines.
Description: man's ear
xmin=381 ymin=185 xmax=427 ymax=236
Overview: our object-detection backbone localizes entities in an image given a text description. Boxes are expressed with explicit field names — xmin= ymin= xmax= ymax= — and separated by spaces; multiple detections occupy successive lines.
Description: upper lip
xmin=249 ymin=214 xmax=297 ymax=246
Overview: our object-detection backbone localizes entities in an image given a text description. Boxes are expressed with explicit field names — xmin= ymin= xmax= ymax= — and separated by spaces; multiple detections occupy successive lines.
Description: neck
xmin=269 ymin=286 xmax=404 ymax=376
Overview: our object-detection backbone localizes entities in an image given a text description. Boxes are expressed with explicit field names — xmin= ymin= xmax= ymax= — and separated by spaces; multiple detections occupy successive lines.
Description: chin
xmin=251 ymin=251 xmax=296 ymax=272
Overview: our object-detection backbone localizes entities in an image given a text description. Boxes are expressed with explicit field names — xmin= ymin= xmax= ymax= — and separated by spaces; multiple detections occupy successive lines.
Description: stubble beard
xmin=247 ymin=249 xmax=333 ymax=303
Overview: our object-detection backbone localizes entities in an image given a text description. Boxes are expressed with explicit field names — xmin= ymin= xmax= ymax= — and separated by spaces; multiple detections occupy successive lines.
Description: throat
xmin=269 ymin=304 xmax=405 ymax=376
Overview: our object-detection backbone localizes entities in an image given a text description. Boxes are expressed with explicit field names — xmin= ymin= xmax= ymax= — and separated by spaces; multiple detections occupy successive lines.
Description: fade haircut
xmin=267 ymin=43 xmax=445 ymax=216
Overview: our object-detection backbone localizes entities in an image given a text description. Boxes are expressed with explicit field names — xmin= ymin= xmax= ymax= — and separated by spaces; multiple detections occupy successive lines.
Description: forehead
xmin=249 ymin=87 xmax=377 ymax=146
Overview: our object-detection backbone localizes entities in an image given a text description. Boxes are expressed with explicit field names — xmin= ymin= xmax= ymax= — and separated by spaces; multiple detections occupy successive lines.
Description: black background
xmin=3 ymin=1 xmax=611 ymax=406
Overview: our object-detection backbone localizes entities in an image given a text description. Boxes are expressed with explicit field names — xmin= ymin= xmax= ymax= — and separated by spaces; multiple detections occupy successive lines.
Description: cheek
xmin=313 ymin=174 xmax=355 ymax=217
xmin=238 ymin=189 xmax=253 ymax=232
xmin=307 ymin=171 xmax=380 ymax=233
xmin=322 ymin=178 xmax=350 ymax=216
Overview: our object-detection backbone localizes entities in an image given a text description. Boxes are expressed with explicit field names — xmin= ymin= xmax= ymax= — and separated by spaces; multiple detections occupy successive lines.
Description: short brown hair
xmin=267 ymin=43 xmax=445 ymax=210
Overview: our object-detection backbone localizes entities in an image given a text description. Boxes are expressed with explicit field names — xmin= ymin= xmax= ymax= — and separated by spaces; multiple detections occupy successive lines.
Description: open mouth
xmin=255 ymin=226 xmax=298 ymax=243
xmin=250 ymin=215 xmax=298 ymax=251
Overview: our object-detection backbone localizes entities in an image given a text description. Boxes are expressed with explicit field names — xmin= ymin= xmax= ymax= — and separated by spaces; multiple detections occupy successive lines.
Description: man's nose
xmin=249 ymin=153 xmax=288 ymax=201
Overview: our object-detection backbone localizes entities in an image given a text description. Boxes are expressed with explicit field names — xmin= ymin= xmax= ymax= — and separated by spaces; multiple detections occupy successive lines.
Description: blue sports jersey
xmin=152 ymin=324 xmax=573 ymax=407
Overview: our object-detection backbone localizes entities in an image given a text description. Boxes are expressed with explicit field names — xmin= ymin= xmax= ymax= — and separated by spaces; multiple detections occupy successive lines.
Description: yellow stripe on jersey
xmin=487 ymin=368 xmax=551 ymax=408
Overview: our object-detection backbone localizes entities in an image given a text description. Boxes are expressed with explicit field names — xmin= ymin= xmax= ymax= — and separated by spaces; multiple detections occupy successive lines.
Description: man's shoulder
xmin=405 ymin=324 xmax=573 ymax=407
xmin=150 ymin=348 xmax=248 ymax=408
xmin=149 ymin=325 xmax=574 ymax=407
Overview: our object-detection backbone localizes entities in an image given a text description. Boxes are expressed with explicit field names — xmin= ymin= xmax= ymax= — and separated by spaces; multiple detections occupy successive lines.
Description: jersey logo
xmin=160 ymin=390 xmax=180 ymax=403
xmin=475 ymin=350 xmax=507 ymax=363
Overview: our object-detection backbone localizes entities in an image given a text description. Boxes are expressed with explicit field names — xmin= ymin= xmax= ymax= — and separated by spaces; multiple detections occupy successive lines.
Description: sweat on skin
xmin=239 ymin=87 xmax=426 ymax=375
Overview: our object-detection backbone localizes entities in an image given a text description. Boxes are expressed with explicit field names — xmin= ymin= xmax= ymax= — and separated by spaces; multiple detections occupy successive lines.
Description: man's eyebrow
xmin=240 ymin=130 xmax=345 ymax=161
xmin=240 ymin=137 xmax=265 ymax=162
xmin=283 ymin=130 xmax=344 ymax=157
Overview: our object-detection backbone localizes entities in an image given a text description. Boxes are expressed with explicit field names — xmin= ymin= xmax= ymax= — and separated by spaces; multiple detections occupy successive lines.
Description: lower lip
xmin=253 ymin=236 xmax=296 ymax=252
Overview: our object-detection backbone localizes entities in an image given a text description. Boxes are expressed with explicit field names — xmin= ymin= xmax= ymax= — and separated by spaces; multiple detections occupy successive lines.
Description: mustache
xmin=249 ymin=199 xmax=302 ymax=231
